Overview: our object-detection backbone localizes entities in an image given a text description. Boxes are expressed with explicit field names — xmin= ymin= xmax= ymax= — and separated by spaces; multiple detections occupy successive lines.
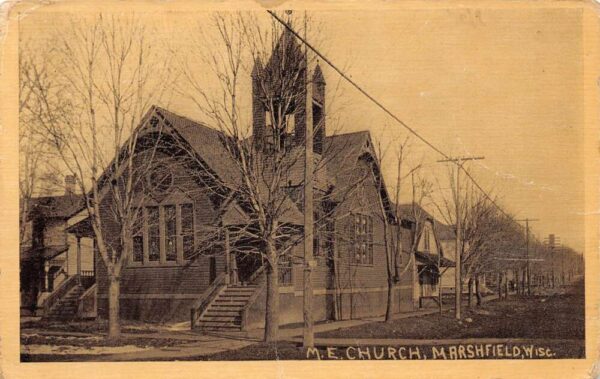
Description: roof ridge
xmin=153 ymin=105 xmax=218 ymax=133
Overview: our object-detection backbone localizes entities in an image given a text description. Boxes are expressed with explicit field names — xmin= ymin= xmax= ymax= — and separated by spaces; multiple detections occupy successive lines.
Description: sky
xmin=20 ymin=6 xmax=586 ymax=252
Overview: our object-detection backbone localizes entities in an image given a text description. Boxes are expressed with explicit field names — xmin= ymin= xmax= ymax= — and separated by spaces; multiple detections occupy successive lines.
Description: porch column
xmin=224 ymin=229 xmax=230 ymax=285
xmin=43 ymin=260 xmax=49 ymax=292
xmin=66 ymin=240 xmax=69 ymax=276
xmin=93 ymin=238 xmax=97 ymax=278
xmin=76 ymin=236 xmax=82 ymax=284
xmin=227 ymin=230 xmax=239 ymax=285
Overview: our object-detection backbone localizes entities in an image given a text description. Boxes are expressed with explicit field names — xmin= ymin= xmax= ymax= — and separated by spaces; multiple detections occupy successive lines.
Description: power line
xmin=267 ymin=10 xmax=517 ymax=224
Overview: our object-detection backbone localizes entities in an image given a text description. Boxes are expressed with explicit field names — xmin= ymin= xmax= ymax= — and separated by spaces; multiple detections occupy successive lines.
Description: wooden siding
xmin=96 ymin=150 xmax=226 ymax=300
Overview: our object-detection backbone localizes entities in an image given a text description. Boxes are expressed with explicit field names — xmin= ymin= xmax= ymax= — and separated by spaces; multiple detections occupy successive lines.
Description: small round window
xmin=147 ymin=164 xmax=173 ymax=194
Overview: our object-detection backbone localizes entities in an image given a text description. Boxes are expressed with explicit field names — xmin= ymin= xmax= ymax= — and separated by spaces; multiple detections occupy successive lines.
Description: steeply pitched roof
xmin=29 ymin=194 xmax=85 ymax=220
xmin=152 ymin=107 xmax=305 ymax=225
xmin=395 ymin=202 xmax=455 ymax=239
xmin=136 ymin=107 xmax=390 ymax=226
xmin=394 ymin=202 xmax=436 ymax=224
xmin=322 ymin=131 xmax=370 ymax=188
xmin=154 ymin=107 xmax=242 ymax=187
xmin=435 ymin=222 xmax=456 ymax=241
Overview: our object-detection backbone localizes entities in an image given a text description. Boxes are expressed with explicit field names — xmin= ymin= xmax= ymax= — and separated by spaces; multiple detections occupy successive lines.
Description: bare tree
xmin=177 ymin=12 xmax=364 ymax=342
xmin=372 ymin=138 xmax=423 ymax=322
xmin=434 ymin=167 xmax=526 ymax=306
xmin=21 ymin=14 xmax=176 ymax=339
xmin=19 ymin=42 xmax=64 ymax=312
xmin=19 ymin=43 xmax=64 ymax=246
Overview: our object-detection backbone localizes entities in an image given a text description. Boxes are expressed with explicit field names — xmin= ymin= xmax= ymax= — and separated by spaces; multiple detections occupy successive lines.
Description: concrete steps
xmin=43 ymin=285 xmax=84 ymax=321
xmin=196 ymin=285 xmax=258 ymax=331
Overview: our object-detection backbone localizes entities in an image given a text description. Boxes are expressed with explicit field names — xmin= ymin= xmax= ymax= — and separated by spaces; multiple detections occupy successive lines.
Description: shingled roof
xmin=322 ymin=131 xmax=371 ymax=188
xmin=29 ymin=194 xmax=85 ymax=220
xmin=154 ymin=107 xmax=378 ymax=195
xmin=394 ymin=202 xmax=436 ymax=223
xmin=395 ymin=202 xmax=456 ymax=241
xmin=102 ymin=107 xmax=387 ymax=226
xmin=435 ymin=222 xmax=456 ymax=241
xmin=154 ymin=107 xmax=242 ymax=187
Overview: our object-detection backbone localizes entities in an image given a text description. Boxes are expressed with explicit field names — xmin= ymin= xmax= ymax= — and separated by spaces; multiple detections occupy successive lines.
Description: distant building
xmin=395 ymin=204 xmax=455 ymax=308
xmin=20 ymin=177 xmax=94 ymax=315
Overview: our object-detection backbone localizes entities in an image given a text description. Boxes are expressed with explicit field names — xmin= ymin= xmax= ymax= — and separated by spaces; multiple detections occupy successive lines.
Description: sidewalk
xmin=240 ymin=308 xmax=444 ymax=341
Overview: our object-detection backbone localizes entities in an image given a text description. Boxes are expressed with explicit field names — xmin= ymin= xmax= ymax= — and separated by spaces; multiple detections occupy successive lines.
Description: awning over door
xmin=415 ymin=251 xmax=455 ymax=268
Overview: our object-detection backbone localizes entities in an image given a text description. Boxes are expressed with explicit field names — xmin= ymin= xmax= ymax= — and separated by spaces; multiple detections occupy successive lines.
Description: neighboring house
xmin=395 ymin=203 xmax=455 ymax=308
xmin=436 ymin=223 xmax=493 ymax=295
xmin=436 ymin=223 xmax=457 ymax=294
xmin=20 ymin=177 xmax=95 ymax=316
xmin=58 ymin=30 xmax=452 ymax=330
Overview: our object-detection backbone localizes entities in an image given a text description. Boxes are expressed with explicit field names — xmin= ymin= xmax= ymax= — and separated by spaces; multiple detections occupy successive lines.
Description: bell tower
xmin=251 ymin=29 xmax=326 ymax=154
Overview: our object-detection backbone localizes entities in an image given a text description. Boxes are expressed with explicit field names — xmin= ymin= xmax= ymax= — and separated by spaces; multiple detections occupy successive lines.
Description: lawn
xmin=21 ymin=319 xmax=164 ymax=335
xmin=190 ymin=283 xmax=585 ymax=361
xmin=316 ymin=284 xmax=584 ymax=341
xmin=21 ymin=280 xmax=585 ymax=361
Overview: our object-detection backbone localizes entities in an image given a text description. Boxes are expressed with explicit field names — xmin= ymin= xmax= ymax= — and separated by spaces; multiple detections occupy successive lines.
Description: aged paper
xmin=0 ymin=0 xmax=598 ymax=378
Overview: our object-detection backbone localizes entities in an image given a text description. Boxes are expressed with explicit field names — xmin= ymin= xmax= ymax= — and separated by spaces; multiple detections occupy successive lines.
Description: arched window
xmin=130 ymin=203 xmax=195 ymax=265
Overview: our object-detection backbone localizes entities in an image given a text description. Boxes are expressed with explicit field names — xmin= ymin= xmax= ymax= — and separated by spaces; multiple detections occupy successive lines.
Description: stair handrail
xmin=190 ymin=272 xmax=226 ymax=329
xmin=77 ymin=283 xmax=97 ymax=318
xmin=43 ymin=274 xmax=79 ymax=316
xmin=240 ymin=278 xmax=266 ymax=331
xmin=247 ymin=264 xmax=266 ymax=285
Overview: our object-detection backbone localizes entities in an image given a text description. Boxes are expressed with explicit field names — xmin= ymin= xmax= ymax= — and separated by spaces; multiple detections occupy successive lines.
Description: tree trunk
xmin=497 ymin=272 xmax=502 ymax=300
xmin=467 ymin=277 xmax=473 ymax=308
xmin=385 ymin=277 xmax=395 ymax=322
xmin=475 ymin=275 xmax=482 ymax=306
xmin=107 ymin=276 xmax=121 ymax=340
xmin=264 ymin=261 xmax=279 ymax=342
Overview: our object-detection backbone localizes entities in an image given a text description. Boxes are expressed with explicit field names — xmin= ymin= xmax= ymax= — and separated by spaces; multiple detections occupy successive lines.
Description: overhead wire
xmin=267 ymin=10 xmax=517 ymax=223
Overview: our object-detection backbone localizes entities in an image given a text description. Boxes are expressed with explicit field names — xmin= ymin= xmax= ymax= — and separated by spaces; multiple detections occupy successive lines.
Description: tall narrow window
xmin=147 ymin=206 xmax=160 ymax=261
xmin=367 ymin=216 xmax=373 ymax=264
xmin=164 ymin=205 xmax=177 ymax=261
xmin=424 ymin=229 xmax=430 ymax=252
xmin=353 ymin=214 xmax=373 ymax=264
xmin=181 ymin=204 xmax=194 ymax=260
xmin=132 ymin=209 xmax=144 ymax=263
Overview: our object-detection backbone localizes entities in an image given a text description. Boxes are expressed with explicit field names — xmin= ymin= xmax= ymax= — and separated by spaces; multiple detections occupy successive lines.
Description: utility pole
xmin=302 ymin=10 xmax=315 ymax=348
xmin=515 ymin=218 xmax=538 ymax=296
xmin=437 ymin=156 xmax=484 ymax=320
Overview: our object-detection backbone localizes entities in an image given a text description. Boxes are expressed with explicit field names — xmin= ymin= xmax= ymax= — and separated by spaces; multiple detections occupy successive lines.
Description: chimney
xmin=65 ymin=175 xmax=76 ymax=195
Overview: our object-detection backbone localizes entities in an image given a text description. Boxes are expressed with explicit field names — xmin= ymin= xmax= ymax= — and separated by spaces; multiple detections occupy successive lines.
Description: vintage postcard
xmin=0 ymin=0 xmax=598 ymax=378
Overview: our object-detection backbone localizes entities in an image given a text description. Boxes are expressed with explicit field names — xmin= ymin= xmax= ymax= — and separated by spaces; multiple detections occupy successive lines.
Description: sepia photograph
xmin=4 ymin=0 xmax=597 ymax=372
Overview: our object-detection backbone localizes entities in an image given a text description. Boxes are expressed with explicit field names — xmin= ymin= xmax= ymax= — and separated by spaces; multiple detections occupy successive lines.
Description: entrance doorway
xmin=209 ymin=257 xmax=217 ymax=284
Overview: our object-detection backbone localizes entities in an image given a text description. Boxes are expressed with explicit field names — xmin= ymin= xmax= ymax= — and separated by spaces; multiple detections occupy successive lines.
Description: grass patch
xmin=317 ymin=289 xmax=584 ymax=340
xmin=21 ymin=319 xmax=161 ymax=335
